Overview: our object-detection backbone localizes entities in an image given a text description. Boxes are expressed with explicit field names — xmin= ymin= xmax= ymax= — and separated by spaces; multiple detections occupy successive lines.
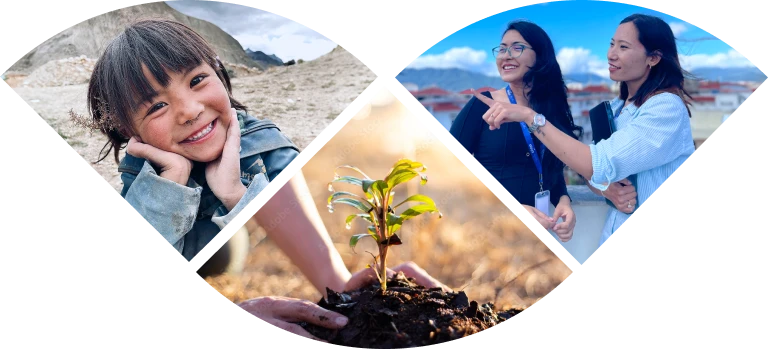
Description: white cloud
xmin=556 ymin=47 xmax=609 ymax=78
xmin=166 ymin=1 xmax=334 ymax=61
xmin=408 ymin=47 xmax=498 ymax=76
xmin=679 ymin=50 xmax=754 ymax=70
xmin=406 ymin=46 xmax=756 ymax=79
xmin=234 ymin=33 xmax=337 ymax=62
xmin=555 ymin=47 xmax=755 ymax=77
xmin=669 ymin=22 xmax=688 ymax=37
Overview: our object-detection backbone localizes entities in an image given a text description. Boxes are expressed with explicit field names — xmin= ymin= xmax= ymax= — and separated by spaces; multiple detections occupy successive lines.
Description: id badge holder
xmin=535 ymin=190 xmax=550 ymax=217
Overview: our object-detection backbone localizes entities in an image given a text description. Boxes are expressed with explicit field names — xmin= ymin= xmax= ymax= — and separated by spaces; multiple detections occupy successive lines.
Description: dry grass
xmin=206 ymin=96 xmax=571 ymax=310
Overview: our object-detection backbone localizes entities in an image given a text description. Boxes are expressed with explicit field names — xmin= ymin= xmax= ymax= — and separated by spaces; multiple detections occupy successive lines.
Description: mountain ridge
xmin=8 ymin=2 xmax=262 ymax=73
xmin=397 ymin=66 xmax=766 ymax=92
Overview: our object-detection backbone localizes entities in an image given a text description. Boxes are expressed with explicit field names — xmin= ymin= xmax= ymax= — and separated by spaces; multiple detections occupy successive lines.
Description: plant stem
xmin=378 ymin=245 xmax=389 ymax=292
xmin=376 ymin=204 xmax=389 ymax=292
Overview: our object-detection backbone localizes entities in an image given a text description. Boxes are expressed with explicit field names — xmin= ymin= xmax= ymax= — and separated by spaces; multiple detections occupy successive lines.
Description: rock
xmin=23 ymin=56 xmax=97 ymax=87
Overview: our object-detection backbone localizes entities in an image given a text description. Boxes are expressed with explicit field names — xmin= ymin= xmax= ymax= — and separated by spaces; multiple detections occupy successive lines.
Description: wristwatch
xmin=528 ymin=113 xmax=546 ymax=133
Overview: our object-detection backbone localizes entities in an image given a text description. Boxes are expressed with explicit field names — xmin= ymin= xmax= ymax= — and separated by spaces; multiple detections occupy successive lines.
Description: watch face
xmin=534 ymin=114 xmax=545 ymax=126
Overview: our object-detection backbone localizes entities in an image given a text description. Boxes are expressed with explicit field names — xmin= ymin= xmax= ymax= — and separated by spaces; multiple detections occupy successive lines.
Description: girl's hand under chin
xmin=206 ymin=108 xmax=246 ymax=211
xmin=126 ymin=136 xmax=193 ymax=186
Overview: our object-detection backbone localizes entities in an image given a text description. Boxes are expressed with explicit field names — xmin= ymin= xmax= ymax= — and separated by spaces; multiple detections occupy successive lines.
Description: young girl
xmin=86 ymin=19 xmax=299 ymax=261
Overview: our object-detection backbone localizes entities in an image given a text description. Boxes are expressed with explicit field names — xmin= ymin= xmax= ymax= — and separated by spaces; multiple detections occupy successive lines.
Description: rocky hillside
xmin=246 ymin=49 xmax=283 ymax=67
xmin=8 ymin=2 xmax=262 ymax=73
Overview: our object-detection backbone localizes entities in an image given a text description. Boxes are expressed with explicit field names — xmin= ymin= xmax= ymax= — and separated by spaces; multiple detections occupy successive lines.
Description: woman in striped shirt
xmin=472 ymin=14 xmax=695 ymax=246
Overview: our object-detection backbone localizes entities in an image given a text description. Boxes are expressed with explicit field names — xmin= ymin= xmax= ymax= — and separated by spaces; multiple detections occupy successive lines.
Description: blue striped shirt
xmin=588 ymin=92 xmax=695 ymax=246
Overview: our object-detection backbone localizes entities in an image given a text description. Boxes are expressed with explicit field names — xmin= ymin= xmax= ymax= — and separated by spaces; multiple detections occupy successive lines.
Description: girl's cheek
xmin=142 ymin=125 xmax=172 ymax=149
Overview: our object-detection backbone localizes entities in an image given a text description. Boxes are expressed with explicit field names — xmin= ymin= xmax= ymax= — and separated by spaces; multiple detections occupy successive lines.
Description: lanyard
xmin=505 ymin=85 xmax=546 ymax=192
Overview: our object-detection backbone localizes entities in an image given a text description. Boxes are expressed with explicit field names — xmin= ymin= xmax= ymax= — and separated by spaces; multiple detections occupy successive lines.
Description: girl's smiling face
xmin=130 ymin=63 xmax=232 ymax=163
xmin=607 ymin=22 xmax=657 ymax=87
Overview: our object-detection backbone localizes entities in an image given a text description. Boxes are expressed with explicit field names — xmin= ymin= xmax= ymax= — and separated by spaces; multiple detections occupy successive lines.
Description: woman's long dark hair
xmin=618 ymin=14 xmax=692 ymax=115
xmin=504 ymin=20 xmax=582 ymax=140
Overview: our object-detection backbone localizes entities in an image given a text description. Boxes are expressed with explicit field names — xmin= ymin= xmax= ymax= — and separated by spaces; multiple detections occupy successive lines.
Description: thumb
xmin=552 ymin=205 xmax=563 ymax=217
xmin=533 ymin=208 xmax=554 ymax=222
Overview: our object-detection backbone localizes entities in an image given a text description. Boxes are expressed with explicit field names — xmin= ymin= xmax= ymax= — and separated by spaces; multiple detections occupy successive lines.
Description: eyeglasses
xmin=492 ymin=44 xmax=533 ymax=59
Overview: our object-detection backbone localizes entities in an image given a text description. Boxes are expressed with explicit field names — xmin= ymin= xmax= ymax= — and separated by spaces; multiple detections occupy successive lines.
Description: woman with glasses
xmin=471 ymin=14 xmax=695 ymax=247
xmin=450 ymin=20 xmax=582 ymax=242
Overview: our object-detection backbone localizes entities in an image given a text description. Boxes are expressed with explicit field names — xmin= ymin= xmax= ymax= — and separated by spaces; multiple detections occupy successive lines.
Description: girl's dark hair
xmin=87 ymin=18 xmax=247 ymax=163
xmin=618 ymin=14 xmax=692 ymax=114
xmin=503 ymin=20 xmax=582 ymax=140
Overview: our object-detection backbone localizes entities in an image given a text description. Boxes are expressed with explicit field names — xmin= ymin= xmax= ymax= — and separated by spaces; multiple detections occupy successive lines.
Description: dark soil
xmin=300 ymin=272 xmax=524 ymax=348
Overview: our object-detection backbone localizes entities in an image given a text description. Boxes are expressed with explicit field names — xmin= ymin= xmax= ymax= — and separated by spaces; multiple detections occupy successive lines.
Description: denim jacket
xmin=118 ymin=111 xmax=299 ymax=260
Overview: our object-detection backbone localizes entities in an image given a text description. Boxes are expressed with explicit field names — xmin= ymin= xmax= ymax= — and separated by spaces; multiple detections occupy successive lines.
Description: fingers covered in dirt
xmin=238 ymin=296 xmax=349 ymax=340
xmin=391 ymin=261 xmax=452 ymax=292
xmin=344 ymin=267 xmax=395 ymax=292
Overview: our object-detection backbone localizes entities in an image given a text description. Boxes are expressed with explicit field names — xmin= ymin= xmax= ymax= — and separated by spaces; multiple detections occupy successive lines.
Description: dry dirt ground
xmin=7 ymin=47 xmax=375 ymax=191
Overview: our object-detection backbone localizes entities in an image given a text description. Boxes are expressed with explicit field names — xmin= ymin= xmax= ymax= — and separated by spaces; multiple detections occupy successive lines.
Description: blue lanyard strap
xmin=505 ymin=86 xmax=546 ymax=191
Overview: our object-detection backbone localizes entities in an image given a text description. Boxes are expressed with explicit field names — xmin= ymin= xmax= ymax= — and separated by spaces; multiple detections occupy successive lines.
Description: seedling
xmin=327 ymin=159 xmax=441 ymax=292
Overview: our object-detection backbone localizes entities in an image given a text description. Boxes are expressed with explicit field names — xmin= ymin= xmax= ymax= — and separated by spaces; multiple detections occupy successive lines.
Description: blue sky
xmin=166 ymin=1 xmax=336 ymax=61
xmin=409 ymin=1 xmax=754 ymax=77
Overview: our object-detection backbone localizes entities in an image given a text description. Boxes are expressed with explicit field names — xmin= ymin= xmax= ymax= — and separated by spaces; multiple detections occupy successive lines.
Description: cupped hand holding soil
xmin=238 ymin=296 xmax=349 ymax=342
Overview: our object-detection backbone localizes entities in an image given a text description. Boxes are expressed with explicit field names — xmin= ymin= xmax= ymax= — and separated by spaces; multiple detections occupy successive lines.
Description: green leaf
xmin=400 ymin=203 xmax=440 ymax=221
xmin=371 ymin=180 xmax=388 ymax=196
xmin=401 ymin=204 xmax=439 ymax=216
xmin=386 ymin=213 xmax=403 ymax=237
xmin=420 ymin=174 xmax=428 ymax=185
xmin=335 ymin=165 xmax=372 ymax=179
xmin=346 ymin=213 xmax=372 ymax=225
xmin=367 ymin=225 xmax=378 ymax=235
xmin=349 ymin=234 xmax=375 ymax=253
xmin=371 ymin=180 xmax=388 ymax=206
xmin=363 ymin=179 xmax=388 ymax=208
xmin=361 ymin=179 xmax=381 ymax=203
xmin=361 ymin=179 xmax=376 ymax=193
xmin=332 ymin=175 xmax=363 ymax=187
xmin=332 ymin=197 xmax=372 ymax=212
xmin=385 ymin=168 xmax=419 ymax=188
xmin=328 ymin=191 xmax=363 ymax=204
xmin=393 ymin=194 xmax=436 ymax=210
xmin=385 ymin=159 xmax=421 ymax=180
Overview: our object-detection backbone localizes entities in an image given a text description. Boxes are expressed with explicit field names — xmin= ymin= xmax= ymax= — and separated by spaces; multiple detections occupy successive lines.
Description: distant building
xmin=456 ymin=87 xmax=494 ymax=103
xmin=410 ymin=85 xmax=496 ymax=129
xmin=567 ymin=84 xmax=615 ymax=145
xmin=423 ymin=102 xmax=462 ymax=129
xmin=401 ymin=82 xmax=419 ymax=93
xmin=411 ymin=79 xmax=753 ymax=149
